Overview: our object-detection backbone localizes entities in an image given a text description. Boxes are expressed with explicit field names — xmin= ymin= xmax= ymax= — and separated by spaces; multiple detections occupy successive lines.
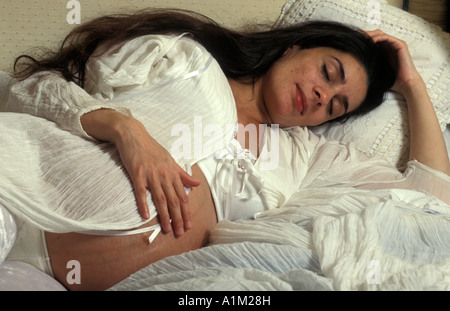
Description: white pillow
xmin=0 ymin=205 xmax=17 ymax=264
xmin=275 ymin=0 xmax=450 ymax=169
xmin=0 ymin=261 xmax=66 ymax=291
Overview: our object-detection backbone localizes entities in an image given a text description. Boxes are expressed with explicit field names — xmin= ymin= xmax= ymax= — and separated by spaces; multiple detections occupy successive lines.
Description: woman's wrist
xmin=80 ymin=108 xmax=134 ymax=144
xmin=395 ymin=74 xmax=425 ymax=98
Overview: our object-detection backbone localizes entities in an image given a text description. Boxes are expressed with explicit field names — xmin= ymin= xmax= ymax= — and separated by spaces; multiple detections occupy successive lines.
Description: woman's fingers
xmin=176 ymin=167 xmax=201 ymax=231
xmin=179 ymin=167 xmax=201 ymax=188
xmin=367 ymin=31 xmax=408 ymax=54
xmin=173 ymin=178 xmax=191 ymax=230
xmin=112 ymin=116 xmax=200 ymax=237
xmin=148 ymin=179 xmax=173 ymax=233
xmin=140 ymin=163 xmax=200 ymax=237
xmin=161 ymin=177 xmax=185 ymax=236
xmin=134 ymin=179 xmax=150 ymax=220
xmin=365 ymin=29 xmax=421 ymax=93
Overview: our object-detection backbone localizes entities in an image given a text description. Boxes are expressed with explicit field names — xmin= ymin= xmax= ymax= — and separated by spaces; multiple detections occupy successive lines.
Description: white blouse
xmin=4 ymin=34 xmax=237 ymax=235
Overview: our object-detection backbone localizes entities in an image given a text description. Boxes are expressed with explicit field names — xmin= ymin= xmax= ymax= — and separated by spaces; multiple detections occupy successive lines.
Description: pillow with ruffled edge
xmin=275 ymin=0 xmax=450 ymax=169
xmin=0 ymin=205 xmax=17 ymax=264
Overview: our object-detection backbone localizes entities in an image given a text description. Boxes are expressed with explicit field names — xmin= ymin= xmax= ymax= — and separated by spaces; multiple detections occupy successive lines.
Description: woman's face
xmin=261 ymin=46 xmax=368 ymax=127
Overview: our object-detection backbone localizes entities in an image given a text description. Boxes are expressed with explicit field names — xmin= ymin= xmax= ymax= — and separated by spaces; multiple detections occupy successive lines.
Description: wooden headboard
xmin=401 ymin=0 xmax=449 ymax=31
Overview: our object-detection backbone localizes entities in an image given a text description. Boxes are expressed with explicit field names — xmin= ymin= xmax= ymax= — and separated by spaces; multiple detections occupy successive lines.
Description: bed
xmin=1 ymin=0 xmax=450 ymax=291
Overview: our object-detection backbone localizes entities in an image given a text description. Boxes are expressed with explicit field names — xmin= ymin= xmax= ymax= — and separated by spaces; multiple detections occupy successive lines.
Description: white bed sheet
xmin=109 ymin=187 xmax=450 ymax=291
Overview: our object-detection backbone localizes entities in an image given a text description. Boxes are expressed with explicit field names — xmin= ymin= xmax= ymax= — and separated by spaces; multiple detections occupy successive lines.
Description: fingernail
xmin=164 ymin=224 xmax=172 ymax=233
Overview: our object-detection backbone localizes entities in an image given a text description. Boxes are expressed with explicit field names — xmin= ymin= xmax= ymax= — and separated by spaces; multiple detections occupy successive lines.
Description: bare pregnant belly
xmin=45 ymin=164 xmax=217 ymax=291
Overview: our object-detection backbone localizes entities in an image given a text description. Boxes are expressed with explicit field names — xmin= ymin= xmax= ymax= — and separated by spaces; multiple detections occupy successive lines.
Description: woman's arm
xmin=7 ymin=71 xmax=130 ymax=140
xmin=368 ymin=30 xmax=450 ymax=175
xmin=81 ymin=108 xmax=200 ymax=236
xmin=7 ymin=35 xmax=207 ymax=236
xmin=402 ymin=79 xmax=450 ymax=174
xmin=8 ymin=72 xmax=198 ymax=236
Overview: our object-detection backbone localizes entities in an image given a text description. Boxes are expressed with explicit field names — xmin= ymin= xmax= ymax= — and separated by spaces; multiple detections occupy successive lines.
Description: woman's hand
xmin=365 ymin=30 xmax=422 ymax=95
xmin=81 ymin=109 xmax=200 ymax=236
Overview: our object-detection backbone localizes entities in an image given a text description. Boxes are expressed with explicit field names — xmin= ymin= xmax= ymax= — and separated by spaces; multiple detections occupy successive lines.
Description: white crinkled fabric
xmin=111 ymin=186 xmax=450 ymax=291
xmin=0 ymin=205 xmax=17 ymax=263
xmin=0 ymin=261 xmax=66 ymax=291
xmin=109 ymin=242 xmax=333 ymax=291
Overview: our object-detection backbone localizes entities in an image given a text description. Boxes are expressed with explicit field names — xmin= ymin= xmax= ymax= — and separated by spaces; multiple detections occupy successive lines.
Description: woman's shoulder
xmin=85 ymin=33 xmax=216 ymax=99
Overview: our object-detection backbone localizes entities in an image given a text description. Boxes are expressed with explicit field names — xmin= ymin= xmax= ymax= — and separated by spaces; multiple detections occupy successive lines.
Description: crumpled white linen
xmin=217 ymin=188 xmax=450 ymax=291
xmin=0 ymin=261 xmax=66 ymax=291
xmin=0 ymin=205 xmax=16 ymax=264
xmin=109 ymin=242 xmax=332 ymax=291
xmin=110 ymin=187 xmax=450 ymax=291
xmin=314 ymin=199 xmax=450 ymax=290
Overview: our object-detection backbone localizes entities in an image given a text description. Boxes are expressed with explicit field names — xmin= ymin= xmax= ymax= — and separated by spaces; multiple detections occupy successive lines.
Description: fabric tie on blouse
xmin=213 ymin=138 xmax=265 ymax=220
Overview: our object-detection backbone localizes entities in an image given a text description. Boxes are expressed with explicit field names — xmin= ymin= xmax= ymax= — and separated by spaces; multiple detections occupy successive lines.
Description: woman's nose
xmin=313 ymin=86 xmax=331 ymax=107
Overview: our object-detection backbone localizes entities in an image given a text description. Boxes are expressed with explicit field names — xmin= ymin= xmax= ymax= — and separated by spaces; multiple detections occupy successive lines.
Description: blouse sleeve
xmin=6 ymin=71 xmax=131 ymax=140
xmin=300 ymin=128 xmax=450 ymax=205
xmin=5 ymin=34 xmax=190 ymax=140
xmin=342 ymin=159 xmax=450 ymax=205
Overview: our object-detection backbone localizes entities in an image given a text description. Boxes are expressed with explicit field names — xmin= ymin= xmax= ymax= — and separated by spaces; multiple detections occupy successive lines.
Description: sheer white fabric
xmin=0 ymin=261 xmax=66 ymax=291
xmin=257 ymin=126 xmax=450 ymax=208
xmin=0 ymin=205 xmax=16 ymax=263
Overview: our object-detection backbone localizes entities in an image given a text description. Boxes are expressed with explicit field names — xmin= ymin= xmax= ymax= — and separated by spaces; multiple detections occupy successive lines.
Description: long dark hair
xmin=13 ymin=8 xmax=395 ymax=120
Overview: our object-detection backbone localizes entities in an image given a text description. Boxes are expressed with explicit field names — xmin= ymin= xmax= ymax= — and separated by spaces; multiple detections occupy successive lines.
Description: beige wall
xmin=0 ymin=0 xmax=410 ymax=72
xmin=0 ymin=0 xmax=287 ymax=72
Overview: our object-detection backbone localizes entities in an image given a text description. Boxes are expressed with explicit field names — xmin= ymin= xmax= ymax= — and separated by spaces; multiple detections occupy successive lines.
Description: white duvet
xmin=109 ymin=187 xmax=450 ymax=291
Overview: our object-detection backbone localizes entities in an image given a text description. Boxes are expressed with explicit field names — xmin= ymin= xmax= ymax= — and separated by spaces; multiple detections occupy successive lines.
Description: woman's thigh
xmin=45 ymin=164 xmax=217 ymax=291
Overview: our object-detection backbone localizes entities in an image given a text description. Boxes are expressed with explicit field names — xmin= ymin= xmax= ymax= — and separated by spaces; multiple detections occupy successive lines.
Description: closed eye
xmin=322 ymin=64 xmax=330 ymax=82
xmin=329 ymin=98 xmax=337 ymax=116
xmin=329 ymin=98 xmax=349 ymax=117
xmin=322 ymin=65 xmax=335 ymax=116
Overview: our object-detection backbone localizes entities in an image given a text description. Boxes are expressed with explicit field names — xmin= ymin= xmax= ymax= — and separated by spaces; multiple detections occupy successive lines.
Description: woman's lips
xmin=296 ymin=85 xmax=304 ymax=114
